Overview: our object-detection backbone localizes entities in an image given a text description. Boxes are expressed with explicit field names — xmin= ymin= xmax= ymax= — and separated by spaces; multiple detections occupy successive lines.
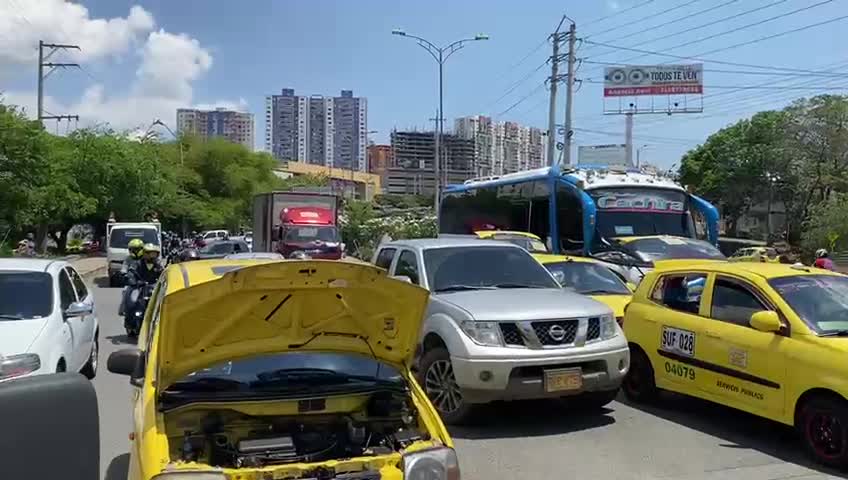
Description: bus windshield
xmin=587 ymin=187 xmax=692 ymax=239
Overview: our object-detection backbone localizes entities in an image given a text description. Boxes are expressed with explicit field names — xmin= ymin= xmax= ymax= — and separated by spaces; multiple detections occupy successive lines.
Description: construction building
xmin=176 ymin=108 xmax=255 ymax=150
xmin=385 ymin=130 xmax=475 ymax=195
xmin=367 ymin=144 xmax=393 ymax=180
xmin=265 ymin=88 xmax=368 ymax=171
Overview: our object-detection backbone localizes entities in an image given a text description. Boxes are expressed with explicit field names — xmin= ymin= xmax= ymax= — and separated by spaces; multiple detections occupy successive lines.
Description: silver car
xmin=372 ymin=238 xmax=629 ymax=424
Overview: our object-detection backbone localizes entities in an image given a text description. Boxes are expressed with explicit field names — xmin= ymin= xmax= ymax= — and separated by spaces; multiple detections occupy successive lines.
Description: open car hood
xmin=156 ymin=260 xmax=429 ymax=390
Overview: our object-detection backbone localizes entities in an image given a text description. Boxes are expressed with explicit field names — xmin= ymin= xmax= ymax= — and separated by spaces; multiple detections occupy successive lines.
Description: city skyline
xmin=175 ymin=107 xmax=254 ymax=150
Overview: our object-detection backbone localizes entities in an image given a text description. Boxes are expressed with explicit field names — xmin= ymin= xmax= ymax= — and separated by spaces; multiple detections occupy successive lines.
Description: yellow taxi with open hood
xmin=107 ymin=258 xmax=458 ymax=480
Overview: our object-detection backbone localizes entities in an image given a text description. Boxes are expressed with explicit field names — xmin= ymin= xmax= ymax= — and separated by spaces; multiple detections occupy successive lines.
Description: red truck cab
xmin=276 ymin=207 xmax=342 ymax=259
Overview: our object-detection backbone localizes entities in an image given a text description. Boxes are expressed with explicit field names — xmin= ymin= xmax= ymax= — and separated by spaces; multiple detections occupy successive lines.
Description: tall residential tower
xmin=176 ymin=108 xmax=254 ymax=149
xmin=265 ymin=89 xmax=368 ymax=171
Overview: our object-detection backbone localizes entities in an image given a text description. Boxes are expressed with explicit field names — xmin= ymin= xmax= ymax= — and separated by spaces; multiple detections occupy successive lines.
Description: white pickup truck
xmin=106 ymin=222 xmax=161 ymax=287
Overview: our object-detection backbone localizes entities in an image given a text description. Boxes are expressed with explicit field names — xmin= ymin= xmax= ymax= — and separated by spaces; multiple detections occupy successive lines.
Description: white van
xmin=106 ymin=222 xmax=161 ymax=287
xmin=201 ymin=229 xmax=229 ymax=241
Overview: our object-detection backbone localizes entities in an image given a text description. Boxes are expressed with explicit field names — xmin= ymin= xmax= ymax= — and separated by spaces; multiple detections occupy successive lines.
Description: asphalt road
xmin=89 ymin=278 xmax=841 ymax=480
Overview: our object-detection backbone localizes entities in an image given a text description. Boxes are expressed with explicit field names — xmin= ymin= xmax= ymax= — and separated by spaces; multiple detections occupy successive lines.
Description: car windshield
xmin=424 ymin=246 xmax=559 ymax=292
xmin=200 ymin=242 xmax=236 ymax=255
xmin=620 ymin=237 xmax=726 ymax=262
xmin=165 ymin=352 xmax=403 ymax=394
xmin=0 ymin=272 xmax=53 ymax=319
xmin=284 ymin=226 xmax=339 ymax=243
xmin=543 ymin=261 xmax=631 ymax=295
xmin=769 ymin=275 xmax=848 ymax=334
xmin=490 ymin=234 xmax=548 ymax=253
xmin=109 ymin=228 xmax=159 ymax=248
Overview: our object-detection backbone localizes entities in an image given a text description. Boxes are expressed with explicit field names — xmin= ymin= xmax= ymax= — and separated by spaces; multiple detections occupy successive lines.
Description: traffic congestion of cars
xmin=4 ymin=222 xmax=848 ymax=478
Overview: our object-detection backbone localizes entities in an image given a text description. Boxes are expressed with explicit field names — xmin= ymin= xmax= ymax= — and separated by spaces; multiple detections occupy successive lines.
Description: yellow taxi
xmin=729 ymin=246 xmax=781 ymax=263
xmin=107 ymin=258 xmax=457 ymax=480
xmin=473 ymin=230 xmax=549 ymax=253
xmin=533 ymin=253 xmax=633 ymax=322
xmin=622 ymin=261 xmax=848 ymax=469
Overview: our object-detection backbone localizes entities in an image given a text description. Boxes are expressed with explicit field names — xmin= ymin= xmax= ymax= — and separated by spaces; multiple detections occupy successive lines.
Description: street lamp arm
xmin=399 ymin=33 xmax=439 ymax=51
xmin=444 ymin=37 xmax=483 ymax=51
xmin=415 ymin=40 xmax=440 ymax=63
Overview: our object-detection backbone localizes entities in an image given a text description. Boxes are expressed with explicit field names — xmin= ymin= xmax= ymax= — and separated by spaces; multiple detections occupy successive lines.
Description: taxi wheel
xmin=623 ymin=347 xmax=658 ymax=403
xmin=418 ymin=347 xmax=473 ymax=425
xmin=798 ymin=395 xmax=848 ymax=469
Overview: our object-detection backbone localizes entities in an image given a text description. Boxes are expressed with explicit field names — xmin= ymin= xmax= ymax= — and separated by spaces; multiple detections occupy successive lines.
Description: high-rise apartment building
xmin=454 ymin=115 xmax=546 ymax=176
xmin=176 ymin=108 xmax=254 ymax=150
xmin=265 ymin=89 xmax=367 ymax=171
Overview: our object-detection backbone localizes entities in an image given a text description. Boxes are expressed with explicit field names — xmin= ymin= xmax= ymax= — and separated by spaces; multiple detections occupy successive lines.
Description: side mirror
xmin=64 ymin=302 xmax=93 ymax=318
xmin=750 ymin=310 xmax=782 ymax=333
xmin=551 ymin=270 xmax=566 ymax=286
xmin=626 ymin=282 xmax=637 ymax=292
xmin=271 ymin=227 xmax=281 ymax=242
xmin=107 ymin=348 xmax=145 ymax=387
xmin=390 ymin=275 xmax=413 ymax=284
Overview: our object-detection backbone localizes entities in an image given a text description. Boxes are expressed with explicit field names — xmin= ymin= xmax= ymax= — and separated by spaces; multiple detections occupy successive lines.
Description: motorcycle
xmin=125 ymin=283 xmax=155 ymax=338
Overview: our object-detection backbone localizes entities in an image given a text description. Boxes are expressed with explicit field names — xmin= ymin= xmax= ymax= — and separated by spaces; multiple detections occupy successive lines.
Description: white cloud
xmin=0 ymin=1 xmax=154 ymax=66
xmin=1 ymin=2 xmax=244 ymax=133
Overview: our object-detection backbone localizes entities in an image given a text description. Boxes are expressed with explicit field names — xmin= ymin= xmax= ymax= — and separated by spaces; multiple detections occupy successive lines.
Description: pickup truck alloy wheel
xmin=419 ymin=347 xmax=472 ymax=424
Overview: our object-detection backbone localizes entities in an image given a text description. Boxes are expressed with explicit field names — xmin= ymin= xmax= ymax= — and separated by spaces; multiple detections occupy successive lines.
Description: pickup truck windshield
xmin=109 ymin=228 xmax=159 ymax=248
xmin=425 ymin=246 xmax=558 ymax=292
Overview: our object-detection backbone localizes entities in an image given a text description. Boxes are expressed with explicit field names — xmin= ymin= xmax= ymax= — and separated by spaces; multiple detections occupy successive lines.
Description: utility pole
xmin=562 ymin=22 xmax=577 ymax=166
xmin=546 ymin=34 xmax=561 ymax=166
xmin=37 ymin=41 xmax=81 ymax=125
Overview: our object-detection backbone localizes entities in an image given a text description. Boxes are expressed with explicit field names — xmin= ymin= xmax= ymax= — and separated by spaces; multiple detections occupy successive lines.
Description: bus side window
xmin=692 ymin=209 xmax=708 ymax=240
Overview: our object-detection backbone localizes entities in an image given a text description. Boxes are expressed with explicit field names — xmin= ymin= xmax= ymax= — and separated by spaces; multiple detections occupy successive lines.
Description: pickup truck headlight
xmin=600 ymin=314 xmax=618 ymax=340
xmin=0 ymin=353 xmax=41 ymax=380
xmin=459 ymin=321 xmax=502 ymax=347
xmin=403 ymin=446 xmax=461 ymax=480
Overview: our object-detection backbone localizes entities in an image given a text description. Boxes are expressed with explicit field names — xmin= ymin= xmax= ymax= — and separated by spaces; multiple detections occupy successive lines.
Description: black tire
xmin=570 ymin=388 xmax=620 ymax=410
xmin=797 ymin=395 xmax=848 ymax=469
xmin=623 ymin=346 xmax=658 ymax=403
xmin=56 ymin=360 xmax=66 ymax=373
xmin=417 ymin=347 xmax=473 ymax=425
xmin=81 ymin=332 xmax=98 ymax=379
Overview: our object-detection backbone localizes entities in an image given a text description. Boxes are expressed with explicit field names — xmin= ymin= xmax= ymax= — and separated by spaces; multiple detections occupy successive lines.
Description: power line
xmin=588 ymin=0 xmax=741 ymax=49
xmin=582 ymin=39 xmax=848 ymax=75
xmin=497 ymin=82 xmax=547 ymax=118
xmin=482 ymin=59 xmax=549 ymax=111
xmin=584 ymin=0 xmax=702 ymax=40
xmin=582 ymin=0 xmax=656 ymax=29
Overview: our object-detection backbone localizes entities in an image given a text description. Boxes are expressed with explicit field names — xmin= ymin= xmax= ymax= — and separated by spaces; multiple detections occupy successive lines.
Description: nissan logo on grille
xmin=548 ymin=324 xmax=567 ymax=342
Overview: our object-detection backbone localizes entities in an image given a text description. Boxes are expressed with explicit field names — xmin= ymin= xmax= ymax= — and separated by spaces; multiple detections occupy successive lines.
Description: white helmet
xmin=816 ymin=248 xmax=828 ymax=258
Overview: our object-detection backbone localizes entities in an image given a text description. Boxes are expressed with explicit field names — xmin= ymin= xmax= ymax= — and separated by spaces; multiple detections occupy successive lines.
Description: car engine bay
xmin=166 ymin=391 xmax=428 ymax=469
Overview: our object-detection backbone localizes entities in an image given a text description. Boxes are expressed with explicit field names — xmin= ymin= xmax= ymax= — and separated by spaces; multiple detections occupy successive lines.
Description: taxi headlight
xmin=402 ymin=446 xmax=461 ymax=480
xmin=151 ymin=472 xmax=226 ymax=480
xmin=460 ymin=321 xmax=502 ymax=347
xmin=600 ymin=314 xmax=618 ymax=340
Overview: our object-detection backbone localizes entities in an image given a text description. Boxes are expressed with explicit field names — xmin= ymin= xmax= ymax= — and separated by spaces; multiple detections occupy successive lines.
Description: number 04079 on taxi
xmin=661 ymin=326 xmax=695 ymax=357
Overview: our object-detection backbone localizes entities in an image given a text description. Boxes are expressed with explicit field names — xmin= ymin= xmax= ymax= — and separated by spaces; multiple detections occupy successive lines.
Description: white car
xmin=0 ymin=259 xmax=99 ymax=382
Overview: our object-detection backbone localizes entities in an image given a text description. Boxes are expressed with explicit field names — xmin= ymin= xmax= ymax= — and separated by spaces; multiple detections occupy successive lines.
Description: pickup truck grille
xmin=499 ymin=322 xmax=525 ymax=346
xmin=531 ymin=320 xmax=578 ymax=346
xmin=586 ymin=317 xmax=601 ymax=341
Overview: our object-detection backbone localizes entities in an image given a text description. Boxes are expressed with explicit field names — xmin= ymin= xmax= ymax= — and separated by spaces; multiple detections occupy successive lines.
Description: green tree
xmin=0 ymin=104 xmax=48 ymax=228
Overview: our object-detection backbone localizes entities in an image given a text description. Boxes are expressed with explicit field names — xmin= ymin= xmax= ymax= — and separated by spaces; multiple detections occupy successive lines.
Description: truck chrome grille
xmin=499 ymin=322 xmax=525 ymax=346
xmin=531 ymin=320 xmax=578 ymax=346
xmin=586 ymin=317 xmax=601 ymax=341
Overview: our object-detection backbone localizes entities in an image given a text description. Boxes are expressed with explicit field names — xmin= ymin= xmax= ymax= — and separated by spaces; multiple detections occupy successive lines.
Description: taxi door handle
xmin=704 ymin=330 xmax=721 ymax=338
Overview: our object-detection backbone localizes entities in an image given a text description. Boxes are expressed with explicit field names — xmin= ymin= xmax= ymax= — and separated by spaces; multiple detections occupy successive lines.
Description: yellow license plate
xmin=544 ymin=368 xmax=583 ymax=393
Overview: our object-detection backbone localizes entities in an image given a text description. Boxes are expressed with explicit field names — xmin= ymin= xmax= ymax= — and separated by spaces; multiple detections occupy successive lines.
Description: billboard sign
xmin=603 ymin=64 xmax=703 ymax=97
xmin=578 ymin=144 xmax=628 ymax=167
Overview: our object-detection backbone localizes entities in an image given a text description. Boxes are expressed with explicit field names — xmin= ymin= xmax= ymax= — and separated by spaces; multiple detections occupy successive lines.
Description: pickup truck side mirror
xmin=271 ymin=227 xmax=280 ymax=242
xmin=390 ymin=275 xmax=413 ymax=284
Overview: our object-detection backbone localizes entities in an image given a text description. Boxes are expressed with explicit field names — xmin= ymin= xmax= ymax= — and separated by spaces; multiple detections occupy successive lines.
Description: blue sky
xmin=2 ymin=0 xmax=846 ymax=168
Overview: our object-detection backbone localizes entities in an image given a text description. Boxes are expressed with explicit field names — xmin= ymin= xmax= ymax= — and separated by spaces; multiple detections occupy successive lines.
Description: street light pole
xmin=392 ymin=29 xmax=489 ymax=219
xmin=153 ymin=119 xmax=184 ymax=166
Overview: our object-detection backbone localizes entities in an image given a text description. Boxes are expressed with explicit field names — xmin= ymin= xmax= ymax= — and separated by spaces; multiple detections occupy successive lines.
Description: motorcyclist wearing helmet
xmin=118 ymin=238 xmax=146 ymax=317
xmin=814 ymin=248 xmax=835 ymax=271
xmin=127 ymin=243 xmax=164 ymax=287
